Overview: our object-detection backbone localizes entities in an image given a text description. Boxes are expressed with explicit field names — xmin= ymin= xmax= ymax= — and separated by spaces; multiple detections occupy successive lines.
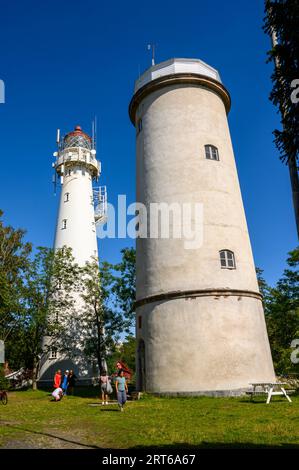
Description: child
xmin=99 ymin=370 xmax=111 ymax=405
xmin=115 ymin=369 xmax=128 ymax=412
xmin=51 ymin=387 xmax=63 ymax=402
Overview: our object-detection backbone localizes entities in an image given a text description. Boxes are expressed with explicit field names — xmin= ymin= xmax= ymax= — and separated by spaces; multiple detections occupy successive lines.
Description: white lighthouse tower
xmin=130 ymin=58 xmax=275 ymax=395
xmin=38 ymin=125 xmax=107 ymax=384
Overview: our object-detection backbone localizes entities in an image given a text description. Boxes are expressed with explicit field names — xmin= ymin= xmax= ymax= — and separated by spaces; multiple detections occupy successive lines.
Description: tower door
xmin=138 ymin=339 xmax=146 ymax=391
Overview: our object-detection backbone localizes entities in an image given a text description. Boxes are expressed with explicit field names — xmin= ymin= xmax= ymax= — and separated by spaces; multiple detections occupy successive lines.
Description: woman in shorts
xmin=99 ymin=369 xmax=110 ymax=405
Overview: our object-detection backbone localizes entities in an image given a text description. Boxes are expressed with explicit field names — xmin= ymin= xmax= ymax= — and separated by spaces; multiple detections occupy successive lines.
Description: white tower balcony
xmin=53 ymin=126 xmax=100 ymax=181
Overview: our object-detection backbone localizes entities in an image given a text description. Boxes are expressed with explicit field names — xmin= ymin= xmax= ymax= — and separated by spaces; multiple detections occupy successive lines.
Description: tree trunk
xmin=97 ymin=323 xmax=104 ymax=373
xmin=32 ymin=357 xmax=39 ymax=391
xmin=288 ymin=155 xmax=299 ymax=239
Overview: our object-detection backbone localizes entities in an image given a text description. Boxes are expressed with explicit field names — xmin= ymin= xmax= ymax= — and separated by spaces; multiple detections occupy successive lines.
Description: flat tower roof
xmin=134 ymin=58 xmax=222 ymax=94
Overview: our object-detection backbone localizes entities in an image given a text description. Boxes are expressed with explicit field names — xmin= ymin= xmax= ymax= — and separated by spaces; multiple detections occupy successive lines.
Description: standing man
xmin=115 ymin=370 xmax=128 ymax=412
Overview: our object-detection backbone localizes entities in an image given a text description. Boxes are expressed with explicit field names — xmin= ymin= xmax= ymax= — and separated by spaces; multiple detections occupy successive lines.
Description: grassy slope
xmin=0 ymin=390 xmax=299 ymax=449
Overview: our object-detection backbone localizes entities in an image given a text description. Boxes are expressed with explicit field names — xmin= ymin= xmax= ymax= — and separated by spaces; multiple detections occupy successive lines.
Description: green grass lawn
xmin=0 ymin=389 xmax=299 ymax=449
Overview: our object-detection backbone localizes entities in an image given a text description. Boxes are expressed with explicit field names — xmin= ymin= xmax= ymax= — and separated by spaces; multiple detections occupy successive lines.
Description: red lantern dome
xmin=63 ymin=125 xmax=92 ymax=150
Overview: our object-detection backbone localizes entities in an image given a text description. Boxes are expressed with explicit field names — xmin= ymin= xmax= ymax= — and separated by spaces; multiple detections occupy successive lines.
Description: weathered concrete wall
xmin=132 ymin=64 xmax=275 ymax=394
xmin=137 ymin=295 xmax=274 ymax=393
xmin=136 ymin=84 xmax=258 ymax=297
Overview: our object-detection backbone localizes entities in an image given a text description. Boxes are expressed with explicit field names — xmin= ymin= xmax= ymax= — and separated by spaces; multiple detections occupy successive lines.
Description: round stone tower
xmin=129 ymin=58 xmax=275 ymax=395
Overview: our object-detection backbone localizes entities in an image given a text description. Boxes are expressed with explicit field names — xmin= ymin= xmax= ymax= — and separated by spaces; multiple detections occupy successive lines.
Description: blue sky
xmin=0 ymin=0 xmax=296 ymax=287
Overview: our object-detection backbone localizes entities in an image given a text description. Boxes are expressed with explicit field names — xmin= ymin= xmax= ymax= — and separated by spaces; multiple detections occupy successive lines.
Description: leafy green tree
xmin=78 ymin=248 xmax=136 ymax=374
xmin=263 ymin=0 xmax=299 ymax=236
xmin=107 ymin=335 xmax=136 ymax=376
xmin=265 ymin=247 xmax=299 ymax=374
xmin=112 ymin=247 xmax=136 ymax=330
xmin=0 ymin=365 xmax=9 ymax=390
xmin=256 ymin=267 xmax=273 ymax=313
xmin=0 ymin=210 xmax=31 ymax=342
xmin=79 ymin=258 xmax=125 ymax=373
xmin=21 ymin=246 xmax=79 ymax=389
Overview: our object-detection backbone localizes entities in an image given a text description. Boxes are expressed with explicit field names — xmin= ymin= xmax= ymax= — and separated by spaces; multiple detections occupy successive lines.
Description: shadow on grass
xmin=2 ymin=424 xmax=101 ymax=449
xmin=245 ymin=400 xmax=293 ymax=405
xmin=3 ymin=424 xmax=299 ymax=449
xmin=128 ymin=442 xmax=299 ymax=449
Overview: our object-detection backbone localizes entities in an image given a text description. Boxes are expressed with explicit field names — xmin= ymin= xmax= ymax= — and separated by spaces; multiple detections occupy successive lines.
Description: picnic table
xmin=248 ymin=382 xmax=293 ymax=404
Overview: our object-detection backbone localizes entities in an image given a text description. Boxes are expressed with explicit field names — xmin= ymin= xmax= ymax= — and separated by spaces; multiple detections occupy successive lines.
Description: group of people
xmin=99 ymin=368 xmax=128 ymax=412
xmin=51 ymin=364 xmax=130 ymax=411
xmin=51 ymin=369 xmax=76 ymax=401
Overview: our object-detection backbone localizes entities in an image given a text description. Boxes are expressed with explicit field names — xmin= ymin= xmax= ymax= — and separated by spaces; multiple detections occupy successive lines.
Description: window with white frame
xmin=61 ymin=219 xmax=67 ymax=229
xmin=205 ymin=144 xmax=219 ymax=161
xmin=219 ymin=250 xmax=236 ymax=269
xmin=49 ymin=347 xmax=57 ymax=359
xmin=64 ymin=192 xmax=70 ymax=202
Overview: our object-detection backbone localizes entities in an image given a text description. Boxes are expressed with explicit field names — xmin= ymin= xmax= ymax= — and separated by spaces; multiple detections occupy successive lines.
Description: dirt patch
xmin=1 ymin=428 xmax=100 ymax=449
xmin=0 ymin=420 xmax=21 ymax=426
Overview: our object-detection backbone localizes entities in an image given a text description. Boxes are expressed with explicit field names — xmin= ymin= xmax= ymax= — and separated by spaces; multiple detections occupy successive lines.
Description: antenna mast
xmin=94 ymin=115 xmax=97 ymax=152
xmin=91 ymin=116 xmax=97 ymax=151
xmin=147 ymin=43 xmax=156 ymax=66
xmin=53 ymin=128 xmax=61 ymax=195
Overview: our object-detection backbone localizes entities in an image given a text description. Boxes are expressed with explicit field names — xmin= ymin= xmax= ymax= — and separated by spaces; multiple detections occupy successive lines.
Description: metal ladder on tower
xmin=93 ymin=186 xmax=108 ymax=226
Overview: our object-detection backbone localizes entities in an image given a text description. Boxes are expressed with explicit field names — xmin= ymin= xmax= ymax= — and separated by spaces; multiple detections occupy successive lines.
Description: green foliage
xmin=0 ymin=218 xmax=137 ymax=384
xmin=263 ymin=0 xmax=299 ymax=164
xmin=79 ymin=258 xmax=126 ymax=372
xmin=78 ymin=248 xmax=136 ymax=374
xmin=107 ymin=335 xmax=136 ymax=378
xmin=0 ymin=365 xmax=9 ymax=390
xmin=263 ymin=247 xmax=299 ymax=374
xmin=0 ymin=210 xmax=32 ymax=342
xmin=8 ymin=246 xmax=80 ymax=388
xmin=112 ymin=247 xmax=136 ymax=329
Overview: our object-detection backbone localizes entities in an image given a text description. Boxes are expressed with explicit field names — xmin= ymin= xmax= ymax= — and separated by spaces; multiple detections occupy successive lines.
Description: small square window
xmin=205 ymin=145 xmax=219 ymax=161
xmin=61 ymin=219 xmax=67 ymax=229
xmin=64 ymin=193 xmax=69 ymax=202
xmin=50 ymin=347 xmax=57 ymax=359
xmin=219 ymin=250 xmax=236 ymax=269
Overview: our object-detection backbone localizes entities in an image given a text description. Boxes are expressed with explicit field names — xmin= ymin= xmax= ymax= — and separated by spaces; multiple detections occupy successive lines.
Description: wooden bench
xmin=248 ymin=382 xmax=293 ymax=404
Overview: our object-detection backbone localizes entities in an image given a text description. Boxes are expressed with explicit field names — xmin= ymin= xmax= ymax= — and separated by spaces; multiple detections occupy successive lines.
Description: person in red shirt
xmin=53 ymin=369 xmax=62 ymax=389
xmin=115 ymin=361 xmax=132 ymax=380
